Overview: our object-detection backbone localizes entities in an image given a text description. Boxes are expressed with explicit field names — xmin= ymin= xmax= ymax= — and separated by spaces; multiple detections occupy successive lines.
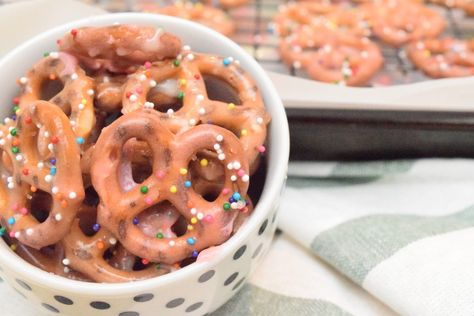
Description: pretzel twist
xmin=0 ymin=101 xmax=84 ymax=249
xmin=279 ymin=25 xmax=383 ymax=86
xmin=122 ymin=53 xmax=269 ymax=172
xmin=407 ymin=38 xmax=474 ymax=78
xmin=91 ymin=110 xmax=249 ymax=264
xmin=19 ymin=52 xmax=95 ymax=140
xmin=274 ymin=1 xmax=371 ymax=38
xmin=144 ymin=2 xmax=235 ymax=36
xmin=62 ymin=209 xmax=176 ymax=283
xmin=362 ymin=0 xmax=445 ymax=47
xmin=58 ymin=25 xmax=182 ymax=74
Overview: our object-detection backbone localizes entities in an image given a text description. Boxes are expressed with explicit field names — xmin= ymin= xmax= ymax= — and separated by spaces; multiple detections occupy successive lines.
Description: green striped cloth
xmin=214 ymin=159 xmax=474 ymax=316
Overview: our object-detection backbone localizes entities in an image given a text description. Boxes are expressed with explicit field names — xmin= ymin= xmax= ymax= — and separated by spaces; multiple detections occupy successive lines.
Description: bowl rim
xmin=0 ymin=12 xmax=289 ymax=294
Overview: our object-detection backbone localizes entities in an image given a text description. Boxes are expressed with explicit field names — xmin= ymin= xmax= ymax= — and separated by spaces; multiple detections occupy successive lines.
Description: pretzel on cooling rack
xmin=144 ymin=2 xmax=235 ymax=36
xmin=203 ymin=0 xmax=249 ymax=9
xmin=18 ymin=52 xmax=95 ymax=140
xmin=279 ymin=25 xmax=383 ymax=86
xmin=434 ymin=0 xmax=474 ymax=16
xmin=91 ymin=110 xmax=250 ymax=264
xmin=273 ymin=0 xmax=335 ymax=37
xmin=363 ymin=0 xmax=445 ymax=47
xmin=62 ymin=204 xmax=176 ymax=283
xmin=0 ymin=101 xmax=84 ymax=249
xmin=121 ymin=52 xmax=270 ymax=173
xmin=58 ymin=25 xmax=182 ymax=74
xmin=406 ymin=38 xmax=474 ymax=78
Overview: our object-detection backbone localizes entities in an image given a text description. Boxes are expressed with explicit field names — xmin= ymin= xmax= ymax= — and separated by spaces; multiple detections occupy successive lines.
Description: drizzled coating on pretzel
xmin=0 ymin=101 xmax=84 ymax=249
xmin=94 ymin=74 xmax=127 ymax=113
xmin=91 ymin=110 xmax=250 ymax=264
xmin=18 ymin=52 xmax=95 ymax=140
xmin=62 ymin=205 xmax=175 ymax=283
xmin=58 ymin=25 xmax=182 ymax=74
xmin=407 ymin=38 xmax=474 ymax=78
xmin=279 ymin=25 xmax=383 ymax=86
xmin=144 ymin=2 xmax=235 ymax=37
xmin=363 ymin=0 xmax=445 ymax=47
xmin=274 ymin=1 xmax=372 ymax=38
xmin=122 ymin=52 xmax=269 ymax=173
xmin=273 ymin=0 xmax=336 ymax=37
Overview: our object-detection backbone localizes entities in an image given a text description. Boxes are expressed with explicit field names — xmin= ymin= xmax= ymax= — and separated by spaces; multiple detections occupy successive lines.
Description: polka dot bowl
xmin=0 ymin=13 xmax=289 ymax=316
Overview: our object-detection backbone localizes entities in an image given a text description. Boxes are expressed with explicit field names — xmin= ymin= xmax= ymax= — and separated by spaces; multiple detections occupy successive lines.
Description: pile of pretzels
xmin=0 ymin=24 xmax=270 ymax=283
xmin=274 ymin=0 xmax=474 ymax=85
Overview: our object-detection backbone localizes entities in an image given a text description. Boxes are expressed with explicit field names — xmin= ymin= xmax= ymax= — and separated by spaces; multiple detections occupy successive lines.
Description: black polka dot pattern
xmin=41 ymin=303 xmax=59 ymax=313
xmin=90 ymin=301 xmax=111 ymax=310
xmin=252 ymin=243 xmax=263 ymax=259
xmin=186 ymin=302 xmax=203 ymax=313
xmin=224 ymin=272 xmax=239 ymax=286
xmin=15 ymin=279 xmax=31 ymax=291
xmin=166 ymin=298 xmax=185 ymax=308
xmin=133 ymin=293 xmax=154 ymax=302
xmin=54 ymin=295 xmax=73 ymax=305
xmin=258 ymin=219 xmax=268 ymax=235
xmin=119 ymin=312 xmax=139 ymax=316
xmin=232 ymin=277 xmax=246 ymax=291
xmin=233 ymin=245 xmax=247 ymax=260
xmin=198 ymin=270 xmax=215 ymax=283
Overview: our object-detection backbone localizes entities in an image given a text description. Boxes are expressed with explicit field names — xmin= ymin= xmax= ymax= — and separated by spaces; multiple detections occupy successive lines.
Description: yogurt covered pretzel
xmin=407 ymin=38 xmax=474 ymax=78
xmin=5 ymin=235 xmax=91 ymax=281
xmin=0 ymin=101 xmax=84 ymax=249
xmin=362 ymin=0 xmax=445 ymax=47
xmin=144 ymin=2 xmax=235 ymax=37
xmin=122 ymin=52 xmax=270 ymax=173
xmin=91 ymin=110 xmax=250 ymax=264
xmin=279 ymin=25 xmax=383 ymax=86
xmin=18 ymin=52 xmax=95 ymax=140
xmin=274 ymin=1 xmax=372 ymax=38
xmin=58 ymin=25 xmax=182 ymax=74
xmin=62 ymin=205 xmax=176 ymax=283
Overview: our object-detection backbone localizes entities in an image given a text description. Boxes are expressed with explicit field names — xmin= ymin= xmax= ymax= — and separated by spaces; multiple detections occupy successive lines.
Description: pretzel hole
xmin=188 ymin=151 xmax=225 ymax=202
xmin=28 ymin=190 xmax=53 ymax=223
xmin=124 ymin=140 xmax=153 ymax=184
xmin=102 ymin=245 xmax=148 ymax=271
xmin=40 ymin=78 xmax=64 ymax=101
xmin=180 ymin=256 xmax=197 ymax=268
xmin=104 ymin=111 xmax=123 ymax=127
xmin=84 ymin=186 xmax=100 ymax=207
xmin=203 ymin=74 xmax=241 ymax=105
xmin=118 ymin=139 xmax=153 ymax=189
xmin=136 ymin=201 xmax=187 ymax=238
xmin=77 ymin=205 xmax=98 ymax=237
xmin=147 ymin=80 xmax=184 ymax=113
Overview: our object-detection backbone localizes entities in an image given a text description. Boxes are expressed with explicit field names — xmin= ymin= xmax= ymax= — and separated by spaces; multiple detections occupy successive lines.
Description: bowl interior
xmin=0 ymin=13 xmax=289 ymax=294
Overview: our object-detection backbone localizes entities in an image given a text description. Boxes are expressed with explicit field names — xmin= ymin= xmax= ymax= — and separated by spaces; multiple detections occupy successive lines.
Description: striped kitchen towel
xmin=215 ymin=159 xmax=474 ymax=316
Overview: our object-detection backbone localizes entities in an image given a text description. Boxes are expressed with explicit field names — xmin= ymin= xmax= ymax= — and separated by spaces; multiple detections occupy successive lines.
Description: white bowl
xmin=0 ymin=13 xmax=289 ymax=316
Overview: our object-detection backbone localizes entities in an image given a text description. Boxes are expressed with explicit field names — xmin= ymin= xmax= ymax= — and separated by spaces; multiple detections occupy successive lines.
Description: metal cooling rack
xmin=80 ymin=0 xmax=474 ymax=86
